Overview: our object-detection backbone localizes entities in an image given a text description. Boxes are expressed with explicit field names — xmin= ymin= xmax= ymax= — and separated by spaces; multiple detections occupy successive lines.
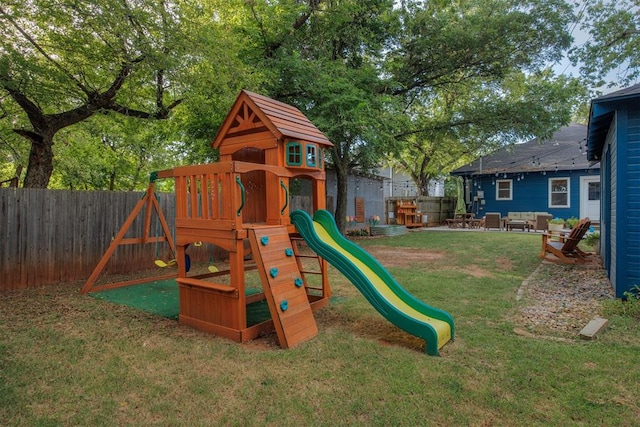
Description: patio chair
xmin=539 ymin=217 xmax=592 ymax=264
xmin=484 ymin=212 xmax=502 ymax=230
xmin=527 ymin=213 xmax=553 ymax=232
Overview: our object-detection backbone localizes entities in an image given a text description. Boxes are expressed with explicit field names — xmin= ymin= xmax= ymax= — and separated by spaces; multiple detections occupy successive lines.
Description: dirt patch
xmin=495 ymin=256 xmax=513 ymax=271
xmin=364 ymin=246 xmax=446 ymax=268
xmin=315 ymin=308 xmax=425 ymax=352
xmin=463 ymin=264 xmax=494 ymax=278
xmin=365 ymin=246 xmax=494 ymax=278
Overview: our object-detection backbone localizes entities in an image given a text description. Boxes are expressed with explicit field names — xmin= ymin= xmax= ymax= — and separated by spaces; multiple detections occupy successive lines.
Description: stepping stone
xmin=579 ymin=317 xmax=608 ymax=340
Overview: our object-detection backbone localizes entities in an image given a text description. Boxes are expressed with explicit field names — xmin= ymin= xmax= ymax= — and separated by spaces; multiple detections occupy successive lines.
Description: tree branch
xmin=252 ymin=0 xmax=324 ymax=58
xmin=105 ymin=102 xmax=179 ymax=119
xmin=1 ymin=78 xmax=47 ymax=131
xmin=604 ymin=28 xmax=640 ymax=48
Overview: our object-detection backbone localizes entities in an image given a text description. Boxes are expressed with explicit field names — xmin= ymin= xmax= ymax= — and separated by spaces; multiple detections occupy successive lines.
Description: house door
xmin=580 ymin=176 xmax=600 ymax=221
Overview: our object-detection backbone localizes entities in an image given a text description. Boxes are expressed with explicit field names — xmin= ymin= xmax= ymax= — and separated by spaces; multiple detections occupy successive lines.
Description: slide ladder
xmin=248 ymin=226 xmax=318 ymax=349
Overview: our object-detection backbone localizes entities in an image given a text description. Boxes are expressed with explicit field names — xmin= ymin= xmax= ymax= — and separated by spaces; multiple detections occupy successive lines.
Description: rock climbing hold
xmin=284 ymin=248 xmax=294 ymax=257
xmin=280 ymin=300 xmax=288 ymax=311
xmin=294 ymin=278 xmax=304 ymax=288
xmin=270 ymin=268 xmax=279 ymax=278
xmin=260 ymin=236 xmax=269 ymax=246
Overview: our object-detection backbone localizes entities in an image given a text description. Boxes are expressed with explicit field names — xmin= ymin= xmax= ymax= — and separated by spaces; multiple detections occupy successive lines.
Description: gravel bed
xmin=515 ymin=259 xmax=614 ymax=338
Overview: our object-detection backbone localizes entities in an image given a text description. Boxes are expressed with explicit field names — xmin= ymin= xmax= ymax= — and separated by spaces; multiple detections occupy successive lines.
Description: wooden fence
xmin=1 ymin=188 xmax=175 ymax=292
xmin=385 ymin=196 xmax=457 ymax=226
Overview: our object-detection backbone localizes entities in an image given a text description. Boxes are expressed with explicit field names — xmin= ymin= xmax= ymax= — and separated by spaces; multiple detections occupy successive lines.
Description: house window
xmin=549 ymin=178 xmax=570 ymax=207
xmin=286 ymin=142 xmax=302 ymax=166
xmin=306 ymin=144 xmax=317 ymax=167
xmin=496 ymin=179 xmax=512 ymax=200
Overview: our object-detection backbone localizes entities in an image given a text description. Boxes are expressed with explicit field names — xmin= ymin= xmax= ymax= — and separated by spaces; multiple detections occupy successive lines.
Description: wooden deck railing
xmin=170 ymin=161 xmax=307 ymax=232
xmin=171 ymin=162 xmax=243 ymax=232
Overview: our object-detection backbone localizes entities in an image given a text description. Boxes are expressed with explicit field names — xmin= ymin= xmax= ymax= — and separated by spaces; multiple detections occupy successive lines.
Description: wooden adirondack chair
xmin=539 ymin=217 xmax=592 ymax=264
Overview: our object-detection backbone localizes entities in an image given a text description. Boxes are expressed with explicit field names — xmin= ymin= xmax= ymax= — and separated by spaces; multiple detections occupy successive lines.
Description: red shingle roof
xmin=212 ymin=90 xmax=333 ymax=148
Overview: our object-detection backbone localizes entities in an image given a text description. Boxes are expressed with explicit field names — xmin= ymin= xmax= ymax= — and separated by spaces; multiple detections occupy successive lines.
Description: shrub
xmin=603 ymin=285 xmax=640 ymax=319
xmin=585 ymin=231 xmax=600 ymax=246
xmin=566 ymin=217 xmax=580 ymax=229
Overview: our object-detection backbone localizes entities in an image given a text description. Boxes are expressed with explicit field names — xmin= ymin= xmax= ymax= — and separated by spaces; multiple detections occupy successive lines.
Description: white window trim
xmin=496 ymin=179 xmax=513 ymax=200
xmin=548 ymin=177 xmax=570 ymax=208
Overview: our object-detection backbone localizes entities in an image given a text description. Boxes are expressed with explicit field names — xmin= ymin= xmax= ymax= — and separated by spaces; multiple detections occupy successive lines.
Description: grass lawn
xmin=1 ymin=230 xmax=639 ymax=426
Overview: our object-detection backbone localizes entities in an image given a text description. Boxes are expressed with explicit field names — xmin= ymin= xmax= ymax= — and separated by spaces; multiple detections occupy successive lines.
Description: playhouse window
xmin=496 ymin=179 xmax=512 ymax=200
xmin=286 ymin=142 xmax=302 ymax=166
xmin=549 ymin=178 xmax=570 ymax=208
xmin=306 ymin=144 xmax=317 ymax=167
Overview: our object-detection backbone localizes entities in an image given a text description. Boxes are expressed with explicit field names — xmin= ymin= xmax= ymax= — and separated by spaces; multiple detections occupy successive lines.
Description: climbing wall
xmin=248 ymin=226 xmax=318 ymax=349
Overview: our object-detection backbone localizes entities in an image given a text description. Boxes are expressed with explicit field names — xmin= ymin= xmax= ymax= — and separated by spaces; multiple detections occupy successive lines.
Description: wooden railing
xmin=170 ymin=162 xmax=243 ymax=232
xmin=169 ymin=161 xmax=306 ymax=232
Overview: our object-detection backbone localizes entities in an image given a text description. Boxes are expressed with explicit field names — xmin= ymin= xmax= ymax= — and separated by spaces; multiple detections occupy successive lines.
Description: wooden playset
xmin=82 ymin=90 xmax=334 ymax=349
xmin=395 ymin=200 xmax=422 ymax=228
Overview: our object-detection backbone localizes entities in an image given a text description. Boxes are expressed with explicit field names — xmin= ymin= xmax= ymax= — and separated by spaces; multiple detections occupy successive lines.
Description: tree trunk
xmin=109 ymin=170 xmax=116 ymax=191
xmin=418 ymin=175 xmax=430 ymax=196
xmin=334 ymin=159 xmax=349 ymax=234
xmin=22 ymin=135 xmax=54 ymax=188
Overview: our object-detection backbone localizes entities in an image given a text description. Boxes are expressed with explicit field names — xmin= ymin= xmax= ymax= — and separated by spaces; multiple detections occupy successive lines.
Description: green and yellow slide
xmin=291 ymin=210 xmax=454 ymax=356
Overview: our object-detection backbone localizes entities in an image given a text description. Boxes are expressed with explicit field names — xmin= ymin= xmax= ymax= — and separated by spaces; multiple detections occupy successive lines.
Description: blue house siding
xmin=469 ymin=170 xmax=596 ymax=219
xmin=624 ymin=108 xmax=640 ymax=294
xmin=588 ymin=84 xmax=640 ymax=298
xmin=607 ymin=121 xmax=618 ymax=293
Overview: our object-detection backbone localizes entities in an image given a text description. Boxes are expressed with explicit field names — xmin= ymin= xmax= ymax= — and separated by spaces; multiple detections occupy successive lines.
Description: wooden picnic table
xmin=446 ymin=213 xmax=476 ymax=228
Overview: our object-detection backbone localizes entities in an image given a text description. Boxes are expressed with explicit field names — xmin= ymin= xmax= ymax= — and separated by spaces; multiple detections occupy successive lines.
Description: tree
xmin=391 ymin=72 xmax=587 ymax=195
xmin=241 ymin=0 xmax=399 ymax=231
xmin=50 ymin=115 xmax=184 ymax=191
xmin=0 ymin=0 xmax=250 ymax=188
xmin=570 ymin=0 xmax=640 ymax=87
xmin=382 ymin=0 xmax=587 ymax=195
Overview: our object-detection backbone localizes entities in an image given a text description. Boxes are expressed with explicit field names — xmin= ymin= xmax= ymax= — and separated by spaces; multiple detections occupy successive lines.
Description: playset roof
xmin=212 ymin=90 xmax=333 ymax=149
